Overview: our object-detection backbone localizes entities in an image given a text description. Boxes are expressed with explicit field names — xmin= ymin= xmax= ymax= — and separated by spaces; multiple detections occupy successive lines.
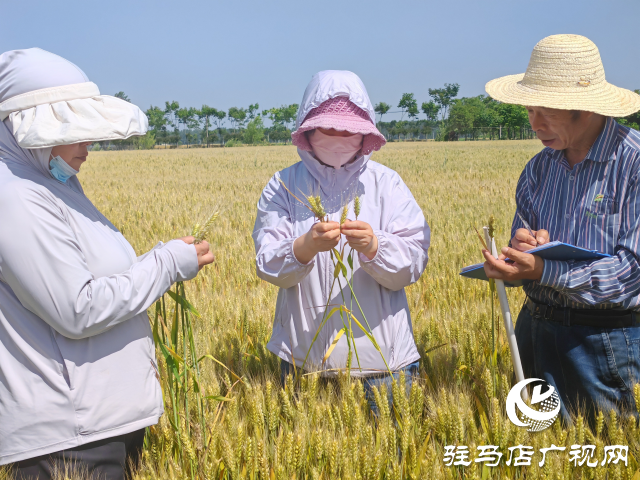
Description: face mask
xmin=49 ymin=155 xmax=78 ymax=183
xmin=308 ymin=129 xmax=363 ymax=169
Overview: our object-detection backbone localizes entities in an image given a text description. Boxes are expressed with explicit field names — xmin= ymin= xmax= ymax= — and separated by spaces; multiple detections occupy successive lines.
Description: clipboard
xmin=460 ymin=241 xmax=611 ymax=287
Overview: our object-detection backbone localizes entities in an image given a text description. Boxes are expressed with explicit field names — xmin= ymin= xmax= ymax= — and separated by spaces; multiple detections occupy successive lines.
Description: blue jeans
xmin=515 ymin=305 xmax=640 ymax=426
xmin=280 ymin=360 xmax=420 ymax=418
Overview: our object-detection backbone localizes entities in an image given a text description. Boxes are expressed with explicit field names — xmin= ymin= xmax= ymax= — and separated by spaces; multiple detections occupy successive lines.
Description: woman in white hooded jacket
xmin=253 ymin=70 xmax=430 ymax=411
xmin=0 ymin=49 xmax=213 ymax=479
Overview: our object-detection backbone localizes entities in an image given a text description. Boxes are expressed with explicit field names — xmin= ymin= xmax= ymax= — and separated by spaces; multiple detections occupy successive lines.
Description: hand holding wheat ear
xmin=178 ymin=209 xmax=219 ymax=269
xmin=180 ymin=237 xmax=215 ymax=270
xmin=278 ymin=179 xmax=341 ymax=264
xmin=293 ymin=222 xmax=341 ymax=264
xmin=341 ymin=220 xmax=378 ymax=260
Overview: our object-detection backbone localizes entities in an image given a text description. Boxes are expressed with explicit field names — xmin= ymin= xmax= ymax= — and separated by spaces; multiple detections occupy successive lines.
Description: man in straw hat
xmin=482 ymin=34 xmax=640 ymax=424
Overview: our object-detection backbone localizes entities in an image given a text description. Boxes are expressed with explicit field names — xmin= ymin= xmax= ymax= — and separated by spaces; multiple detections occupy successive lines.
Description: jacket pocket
xmin=588 ymin=195 xmax=617 ymax=214
xmin=580 ymin=208 xmax=620 ymax=255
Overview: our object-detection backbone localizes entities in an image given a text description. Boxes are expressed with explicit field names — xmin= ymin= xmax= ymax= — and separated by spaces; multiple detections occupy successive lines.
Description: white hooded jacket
xmin=253 ymin=71 xmax=430 ymax=375
xmin=0 ymin=51 xmax=198 ymax=464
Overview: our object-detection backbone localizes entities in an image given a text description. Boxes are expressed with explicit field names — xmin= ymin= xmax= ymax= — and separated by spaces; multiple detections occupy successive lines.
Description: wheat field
xmin=7 ymin=141 xmax=640 ymax=480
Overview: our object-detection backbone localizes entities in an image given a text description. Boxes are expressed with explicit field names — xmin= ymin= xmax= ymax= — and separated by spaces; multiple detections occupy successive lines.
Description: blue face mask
xmin=49 ymin=155 xmax=78 ymax=183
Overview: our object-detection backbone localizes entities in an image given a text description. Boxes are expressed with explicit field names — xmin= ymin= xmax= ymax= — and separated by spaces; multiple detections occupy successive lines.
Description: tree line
xmin=98 ymin=87 xmax=640 ymax=150
xmin=374 ymin=84 xmax=534 ymax=141
xmin=145 ymin=100 xmax=299 ymax=147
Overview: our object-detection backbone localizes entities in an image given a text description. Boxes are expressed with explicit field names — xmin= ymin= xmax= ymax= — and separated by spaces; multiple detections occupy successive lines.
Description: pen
xmin=517 ymin=212 xmax=539 ymax=247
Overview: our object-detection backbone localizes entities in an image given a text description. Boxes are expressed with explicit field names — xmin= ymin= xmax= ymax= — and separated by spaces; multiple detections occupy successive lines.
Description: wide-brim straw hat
xmin=485 ymin=34 xmax=640 ymax=117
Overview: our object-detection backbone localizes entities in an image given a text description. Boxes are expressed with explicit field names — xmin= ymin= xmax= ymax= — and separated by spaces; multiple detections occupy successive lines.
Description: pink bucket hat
xmin=291 ymin=96 xmax=386 ymax=155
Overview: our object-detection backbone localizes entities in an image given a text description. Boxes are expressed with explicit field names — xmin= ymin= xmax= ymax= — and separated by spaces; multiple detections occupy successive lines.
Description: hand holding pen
xmin=511 ymin=212 xmax=550 ymax=252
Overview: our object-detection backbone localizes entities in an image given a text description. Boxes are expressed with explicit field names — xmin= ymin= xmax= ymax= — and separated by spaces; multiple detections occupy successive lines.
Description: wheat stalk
xmin=191 ymin=208 xmax=219 ymax=243
xmin=340 ymin=201 xmax=349 ymax=225
xmin=278 ymin=179 xmax=327 ymax=221
xmin=87 ymin=146 xmax=632 ymax=480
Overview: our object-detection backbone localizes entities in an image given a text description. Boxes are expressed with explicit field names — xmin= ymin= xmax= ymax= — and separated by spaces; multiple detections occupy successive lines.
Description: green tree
xmin=262 ymin=108 xmax=280 ymax=124
xmin=164 ymin=100 xmax=180 ymax=146
xmin=211 ymin=109 xmax=227 ymax=144
xmin=146 ymin=106 xmax=167 ymax=131
xmin=164 ymin=101 xmax=179 ymax=128
xmin=421 ymin=101 xmax=440 ymax=122
xmin=228 ymin=107 xmax=247 ymax=131
xmin=177 ymin=107 xmax=200 ymax=146
xmin=494 ymin=103 xmax=529 ymax=139
xmin=447 ymin=96 xmax=485 ymax=139
xmin=146 ymin=106 xmax=168 ymax=146
xmin=262 ymin=104 xmax=298 ymax=142
xmin=445 ymin=95 xmax=531 ymax=140
xmin=244 ymin=116 xmax=265 ymax=144
xmin=374 ymin=102 xmax=391 ymax=123
xmin=164 ymin=101 xmax=180 ymax=145
xmin=187 ymin=108 xmax=201 ymax=140
xmin=247 ymin=103 xmax=260 ymax=120
xmin=428 ymin=83 xmax=460 ymax=120
xmin=198 ymin=105 xmax=217 ymax=146
xmin=618 ymin=89 xmax=640 ymax=130
xmin=131 ymin=131 xmax=156 ymax=149
xmin=395 ymin=121 xmax=409 ymax=140
xmin=398 ymin=93 xmax=418 ymax=121
xmin=176 ymin=108 xmax=189 ymax=135
xmin=280 ymin=104 xmax=299 ymax=130
xmin=407 ymin=105 xmax=419 ymax=122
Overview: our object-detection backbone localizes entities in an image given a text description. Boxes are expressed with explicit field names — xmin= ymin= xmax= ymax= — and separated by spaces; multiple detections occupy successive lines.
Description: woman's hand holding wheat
xmin=180 ymin=236 xmax=215 ymax=269
xmin=293 ymin=221 xmax=341 ymax=264
xmin=341 ymin=220 xmax=378 ymax=260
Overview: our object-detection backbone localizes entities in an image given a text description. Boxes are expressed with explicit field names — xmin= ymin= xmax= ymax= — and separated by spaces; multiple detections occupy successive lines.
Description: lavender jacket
xmin=253 ymin=148 xmax=430 ymax=375
xmin=0 ymin=121 xmax=199 ymax=464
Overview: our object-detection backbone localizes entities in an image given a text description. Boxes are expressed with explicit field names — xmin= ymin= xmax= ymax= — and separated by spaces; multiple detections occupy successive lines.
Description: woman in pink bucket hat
xmin=252 ymin=70 xmax=431 ymax=414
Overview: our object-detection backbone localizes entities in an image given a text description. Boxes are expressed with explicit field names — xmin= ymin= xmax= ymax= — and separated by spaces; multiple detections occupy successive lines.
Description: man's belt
xmin=525 ymin=297 xmax=639 ymax=328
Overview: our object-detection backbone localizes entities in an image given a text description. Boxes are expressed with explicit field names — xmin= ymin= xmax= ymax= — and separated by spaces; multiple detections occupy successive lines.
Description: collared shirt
xmin=513 ymin=117 xmax=640 ymax=310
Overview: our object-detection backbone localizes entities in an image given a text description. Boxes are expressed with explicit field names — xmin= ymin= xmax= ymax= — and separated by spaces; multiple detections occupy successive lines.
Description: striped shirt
xmin=513 ymin=117 xmax=640 ymax=310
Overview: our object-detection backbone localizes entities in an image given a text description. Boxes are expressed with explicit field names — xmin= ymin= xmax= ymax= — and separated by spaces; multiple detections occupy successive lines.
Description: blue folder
xmin=459 ymin=241 xmax=611 ymax=288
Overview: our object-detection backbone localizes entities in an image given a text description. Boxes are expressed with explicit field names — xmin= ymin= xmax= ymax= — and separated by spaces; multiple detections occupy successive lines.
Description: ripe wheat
xmin=2 ymin=142 xmax=635 ymax=479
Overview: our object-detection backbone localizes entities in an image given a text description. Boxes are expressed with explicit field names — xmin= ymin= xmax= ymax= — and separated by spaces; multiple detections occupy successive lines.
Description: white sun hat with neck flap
xmin=485 ymin=34 xmax=640 ymax=117
xmin=0 ymin=48 xmax=148 ymax=148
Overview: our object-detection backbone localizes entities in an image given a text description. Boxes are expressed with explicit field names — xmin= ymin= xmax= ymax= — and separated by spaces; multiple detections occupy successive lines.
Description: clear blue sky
xmin=3 ymin=0 xmax=639 ymax=122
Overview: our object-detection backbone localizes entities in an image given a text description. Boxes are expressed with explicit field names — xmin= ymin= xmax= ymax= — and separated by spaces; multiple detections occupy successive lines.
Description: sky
xmin=2 ymin=0 xmax=639 ymax=122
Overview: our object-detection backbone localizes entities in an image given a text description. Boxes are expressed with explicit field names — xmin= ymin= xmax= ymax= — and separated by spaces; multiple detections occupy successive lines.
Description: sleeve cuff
xmin=539 ymin=259 xmax=570 ymax=289
xmin=164 ymin=239 xmax=200 ymax=282
xmin=358 ymin=230 xmax=383 ymax=265
xmin=290 ymin=236 xmax=316 ymax=268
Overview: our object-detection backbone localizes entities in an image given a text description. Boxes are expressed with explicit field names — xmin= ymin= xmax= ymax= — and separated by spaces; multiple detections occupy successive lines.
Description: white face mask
xmin=308 ymin=129 xmax=363 ymax=169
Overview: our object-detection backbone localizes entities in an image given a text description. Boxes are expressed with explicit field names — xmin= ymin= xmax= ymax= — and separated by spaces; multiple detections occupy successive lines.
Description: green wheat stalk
xmin=151 ymin=207 xmax=221 ymax=478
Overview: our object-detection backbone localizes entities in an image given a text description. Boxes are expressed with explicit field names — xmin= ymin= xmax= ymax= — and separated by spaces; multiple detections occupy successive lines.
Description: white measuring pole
xmin=483 ymin=227 xmax=529 ymax=401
